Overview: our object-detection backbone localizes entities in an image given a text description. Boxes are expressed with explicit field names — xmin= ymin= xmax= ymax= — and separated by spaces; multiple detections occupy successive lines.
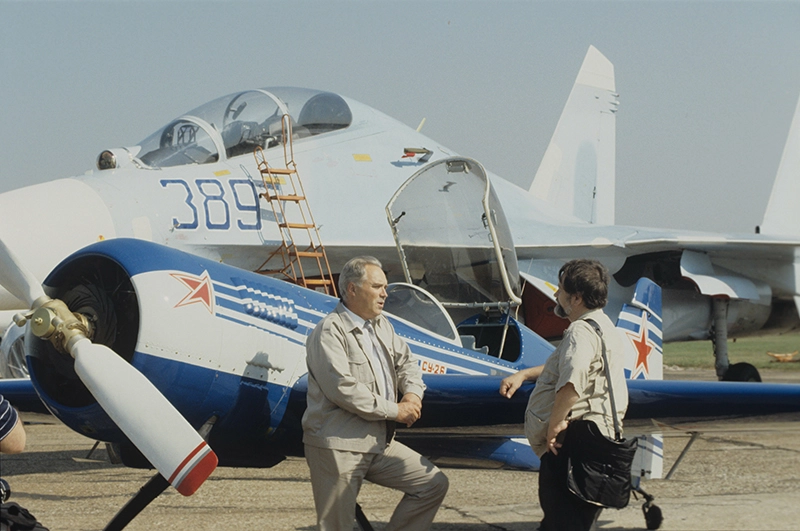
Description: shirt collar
xmin=342 ymin=304 xmax=368 ymax=330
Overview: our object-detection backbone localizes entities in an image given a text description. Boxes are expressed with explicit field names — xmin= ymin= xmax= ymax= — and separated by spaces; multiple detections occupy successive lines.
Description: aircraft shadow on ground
xmin=1 ymin=449 xmax=116 ymax=476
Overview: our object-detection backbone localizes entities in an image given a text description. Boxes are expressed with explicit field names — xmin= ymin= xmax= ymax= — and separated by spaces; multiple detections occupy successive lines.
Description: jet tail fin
xmin=759 ymin=92 xmax=800 ymax=236
xmin=616 ymin=277 xmax=663 ymax=381
xmin=528 ymin=45 xmax=618 ymax=225
xmin=615 ymin=277 xmax=664 ymax=479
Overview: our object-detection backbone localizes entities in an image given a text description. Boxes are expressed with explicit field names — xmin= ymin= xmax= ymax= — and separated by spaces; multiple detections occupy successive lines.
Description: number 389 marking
xmin=160 ymin=178 xmax=262 ymax=231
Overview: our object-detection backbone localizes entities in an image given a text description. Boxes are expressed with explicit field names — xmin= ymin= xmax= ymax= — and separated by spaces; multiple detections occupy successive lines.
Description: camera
xmin=0 ymin=478 xmax=10 ymax=502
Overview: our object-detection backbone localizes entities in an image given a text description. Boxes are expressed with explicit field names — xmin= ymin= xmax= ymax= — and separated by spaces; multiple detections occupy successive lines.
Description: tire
xmin=722 ymin=362 xmax=762 ymax=382
xmin=644 ymin=503 xmax=663 ymax=530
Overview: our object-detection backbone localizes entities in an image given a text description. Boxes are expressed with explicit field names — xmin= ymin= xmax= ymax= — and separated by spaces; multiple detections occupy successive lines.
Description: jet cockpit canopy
xmin=99 ymin=88 xmax=352 ymax=170
xmin=386 ymin=157 xmax=521 ymax=309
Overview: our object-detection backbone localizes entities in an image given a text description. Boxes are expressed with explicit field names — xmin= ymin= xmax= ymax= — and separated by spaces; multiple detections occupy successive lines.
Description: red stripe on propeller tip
xmin=170 ymin=442 xmax=219 ymax=496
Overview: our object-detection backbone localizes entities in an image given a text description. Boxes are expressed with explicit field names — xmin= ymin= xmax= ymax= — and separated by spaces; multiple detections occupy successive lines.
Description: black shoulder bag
xmin=563 ymin=318 xmax=637 ymax=509
xmin=1 ymin=501 xmax=50 ymax=530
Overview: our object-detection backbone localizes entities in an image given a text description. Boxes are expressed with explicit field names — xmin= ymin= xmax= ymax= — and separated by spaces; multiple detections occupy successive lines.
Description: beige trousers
xmin=304 ymin=440 xmax=449 ymax=531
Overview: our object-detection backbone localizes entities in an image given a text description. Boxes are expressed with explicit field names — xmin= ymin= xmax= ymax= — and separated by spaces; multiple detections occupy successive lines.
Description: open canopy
xmin=386 ymin=157 xmax=521 ymax=308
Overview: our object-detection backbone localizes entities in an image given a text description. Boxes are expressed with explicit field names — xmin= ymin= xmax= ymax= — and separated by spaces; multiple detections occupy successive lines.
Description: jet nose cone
xmin=0 ymin=178 xmax=116 ymax=310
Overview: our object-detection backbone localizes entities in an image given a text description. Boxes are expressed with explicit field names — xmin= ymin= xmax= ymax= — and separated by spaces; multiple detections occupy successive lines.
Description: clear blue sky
xmin=2 ymin=1 xmax=799 ymax=234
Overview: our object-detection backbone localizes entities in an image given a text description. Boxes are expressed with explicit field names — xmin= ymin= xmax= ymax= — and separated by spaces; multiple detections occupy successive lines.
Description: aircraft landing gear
xmin=711 ymin=297 xmax=762 ymax=382
xmin=103 ymin=474 xmax=170 ymax=531
xmin=633 ymin=485 xmax=663 ymax=530
xmin=711 ymin=297 xmax=730 ymax=379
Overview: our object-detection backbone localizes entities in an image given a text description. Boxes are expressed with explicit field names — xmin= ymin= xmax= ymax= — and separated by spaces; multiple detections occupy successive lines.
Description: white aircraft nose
xmin=0 ymin=178 xmax=116 ymax=310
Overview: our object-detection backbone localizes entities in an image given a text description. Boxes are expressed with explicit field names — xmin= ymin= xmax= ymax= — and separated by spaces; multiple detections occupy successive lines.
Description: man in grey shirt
xmin=500 ymin=259 xmax=627 ymax=531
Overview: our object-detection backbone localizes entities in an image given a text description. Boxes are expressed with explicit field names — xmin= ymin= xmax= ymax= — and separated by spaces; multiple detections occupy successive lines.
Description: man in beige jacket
xmin=302 ymin=256 xmax=448 ymax=531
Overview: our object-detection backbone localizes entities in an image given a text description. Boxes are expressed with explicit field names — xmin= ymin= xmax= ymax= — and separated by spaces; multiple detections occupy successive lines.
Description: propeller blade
xmin=71 ymin=338 xmax=217 ymax=495
xmin=0 ymin=238 xmax=47 ymax=307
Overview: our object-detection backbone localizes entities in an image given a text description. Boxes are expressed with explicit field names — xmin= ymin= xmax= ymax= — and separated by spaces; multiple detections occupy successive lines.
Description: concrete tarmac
xmin=2 ymin=368 xmax=800 ymax=530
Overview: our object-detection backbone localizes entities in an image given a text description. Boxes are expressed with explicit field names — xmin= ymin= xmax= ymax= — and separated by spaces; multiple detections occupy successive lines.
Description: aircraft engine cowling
xmin=660 ymin=289 xmax=775 ymax=342
xmin=24 ymin=240 xmax=300 ymax=467
xmin=26 ymin=252 xmax=142 ymax=440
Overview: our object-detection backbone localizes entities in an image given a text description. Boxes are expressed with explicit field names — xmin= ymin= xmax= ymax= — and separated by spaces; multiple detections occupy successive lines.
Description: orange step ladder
xmin=253 ymin=115 xmax=337 ymax=296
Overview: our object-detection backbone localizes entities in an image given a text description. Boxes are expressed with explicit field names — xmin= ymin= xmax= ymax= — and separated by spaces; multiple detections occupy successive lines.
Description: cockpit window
xmin=295 ymin=92 xmax=352 ymax=135
xmin=220 ymin=91 xmax=284 ymax=158
xmin=134 ymin=87 xmax=352 ymax=168
xmin=384 ymin=283 xmax=459 ymax=341
xmin=138 ymin=118 xmax=220 ymax=168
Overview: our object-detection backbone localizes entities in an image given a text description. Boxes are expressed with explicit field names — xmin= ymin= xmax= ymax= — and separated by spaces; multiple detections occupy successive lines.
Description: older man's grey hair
xmin=339 ymin=256 xmax=383 ymax=302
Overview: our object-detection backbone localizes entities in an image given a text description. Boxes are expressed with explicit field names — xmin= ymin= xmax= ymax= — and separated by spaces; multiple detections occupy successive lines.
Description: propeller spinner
xmin=0 ymin=239 xmax=217 ymax=495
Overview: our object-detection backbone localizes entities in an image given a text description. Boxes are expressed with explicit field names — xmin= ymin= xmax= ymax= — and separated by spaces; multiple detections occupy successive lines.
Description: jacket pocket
xmin=524 ymin=409 xmax=547 ymax=449
xmin=347 ymin=354 xmax=375 ymax=384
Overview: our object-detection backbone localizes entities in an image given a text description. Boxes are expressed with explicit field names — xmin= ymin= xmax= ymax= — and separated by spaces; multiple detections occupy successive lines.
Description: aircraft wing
xmin=418 ymin=374 xmax=533 ymax=428
xmin=627 ymin=379 xmax=800 ymax=418
xmin=514 ymin=229 xmax=800 ymax=320
xmin=0 ymin=377 xmax=49 ymax=414
xmin=514 ymin=227 xmax=800 ymax=259
xmin=400 ymin=430 xmax=541 ymax=470
xmin=419 ymin=373 xmax=800 ymax=424
xmin=404 ymin=374 xmax=800 ymax=471
xmin=617 ymin=234 xmax=800 ymax=259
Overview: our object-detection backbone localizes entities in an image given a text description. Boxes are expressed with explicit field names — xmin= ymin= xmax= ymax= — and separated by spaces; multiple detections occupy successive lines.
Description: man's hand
xmin=499 ymin=366 xmax=542 ymax=399
xmin=396 ymin=393 xmax=422 ymax=427
xmin=499 ymin=372 xmax=526 ymax=399
xmin=546 ymin=418 xmax=568 ymax=455
xmin=546 ymin=383 xmax=578 ymax=455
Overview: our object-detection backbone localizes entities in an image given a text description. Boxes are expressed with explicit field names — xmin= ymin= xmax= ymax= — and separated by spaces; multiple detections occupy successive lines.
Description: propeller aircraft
xmin=3 ymin=154 xmax=800 ymax=528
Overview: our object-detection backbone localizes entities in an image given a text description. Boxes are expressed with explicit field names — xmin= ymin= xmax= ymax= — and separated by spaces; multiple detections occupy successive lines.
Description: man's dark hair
xmin=558 ymin=259 xmax=610 ymax=310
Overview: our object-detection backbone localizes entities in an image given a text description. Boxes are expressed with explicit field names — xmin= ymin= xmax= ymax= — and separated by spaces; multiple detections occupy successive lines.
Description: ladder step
xmin=290 ymin=250 xmax=324 ymax=258
xmin=266 ymin=194 xmax=305 ymax=202
xmin=260 ymin=167 xmax=295 ymax=175
xmin=279 ymin=223 xmax=315 ymax=229
xmin=303 ymin=279 xmax=333 ymax=286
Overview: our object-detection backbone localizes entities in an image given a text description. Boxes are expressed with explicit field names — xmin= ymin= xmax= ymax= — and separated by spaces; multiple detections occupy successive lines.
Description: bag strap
xmin=583 ymin=318 xmax=622 ymax=441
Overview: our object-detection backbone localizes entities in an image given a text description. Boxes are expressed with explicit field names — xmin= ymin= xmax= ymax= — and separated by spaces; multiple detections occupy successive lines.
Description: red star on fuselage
xmin=628 ymin=315 xmax=652 ymax=378
xmin=171 ymin=271 xmax=214 ymax=314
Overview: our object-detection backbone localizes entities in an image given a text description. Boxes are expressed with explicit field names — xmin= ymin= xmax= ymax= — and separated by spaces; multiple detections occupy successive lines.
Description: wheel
xmin=644 ymin=502 xmax=663 ymax=530
xmin=722 ymin=362 xmax=762 ymax=382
